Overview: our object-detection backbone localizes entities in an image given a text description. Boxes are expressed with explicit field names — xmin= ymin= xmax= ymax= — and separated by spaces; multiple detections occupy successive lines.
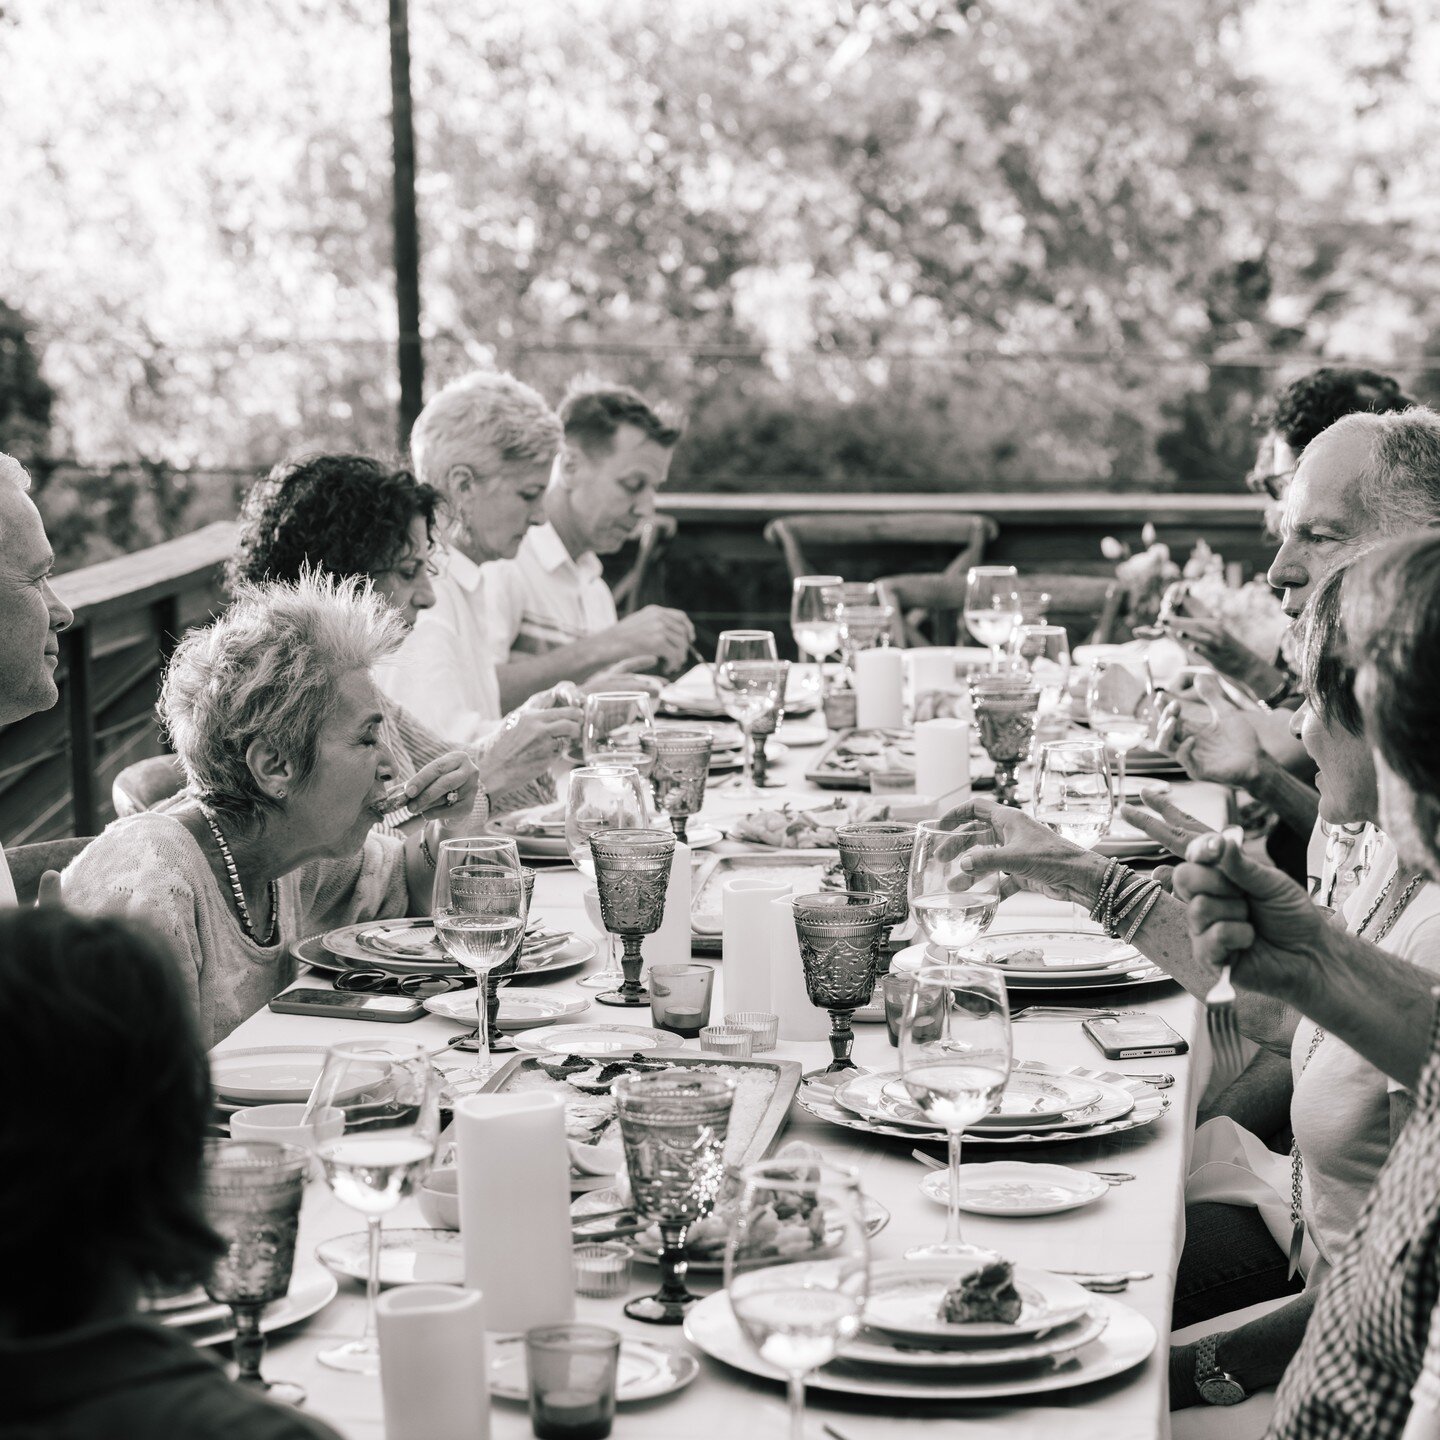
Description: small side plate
xmin=512 ymin=1023 xmax=685 ymax=1059
xmin=316 ymin=1228 xmax=464 ymax=1287
xmin=424 ymin=990 xmax=591 ymax=1031
xmin=489 ymin=1334 xmax=700 ymax=1403
xmin=921 ymin=1161 xmax=1110 ymax=1217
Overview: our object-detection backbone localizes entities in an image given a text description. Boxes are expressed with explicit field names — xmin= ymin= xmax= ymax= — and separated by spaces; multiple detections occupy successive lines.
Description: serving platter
xmin=689 ymin=849 xmax=840 ymax=951
xmin=805 ymin=727 xmax=915 ymax=791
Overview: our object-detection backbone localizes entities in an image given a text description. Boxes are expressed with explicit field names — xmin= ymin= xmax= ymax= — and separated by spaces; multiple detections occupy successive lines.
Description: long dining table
xmin=216 ymin=717 xmax=1229 ymax=1440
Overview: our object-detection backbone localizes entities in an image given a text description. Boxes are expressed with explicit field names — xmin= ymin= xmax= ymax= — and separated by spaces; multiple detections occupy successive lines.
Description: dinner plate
xmin=423 ymin=989 xmax=591 ymax=1030
xmin=866 ymin=1261 xmax=1093 ymax=1344
xmin=490 ymin=822 xmax=725 ymax=858
xmin=512 ymin=1023 xmax=686 ymax=1059
xmin=891 ymin=939 xmax=1167 ymax=989
xmin=489 ymin=1334 xmax=699 ymax=1403
xmin=323 ymin=917 xmax=574 ymax=969
xmin=885 ymin=1069 xmax=1105 ymax=1124
xmin=210 ymin=1046 xmax=387 ymax=1105
xmin=840 ymin=1306 xmax=1108 ymax=1369
xmin=295 ymin=930 xmax=597 ymax=980
xmin=163 ymin=1272 xmax=339 ymax=1347
xmin=685 ymin=1289 xmax=1155 ymax=1401
xmin=893 ymin=933 xmax=1141 ymax=978
xmin=316 ymin=1227 xmax=464 ymax=1287
xmin=920 ymin=1161 xmax=1111 ymax=1216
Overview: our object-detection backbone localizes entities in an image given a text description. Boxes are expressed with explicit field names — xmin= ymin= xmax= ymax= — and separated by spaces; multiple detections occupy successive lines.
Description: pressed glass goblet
xmin=969 ymin=673 xmax=1040 ymax=806
xmin=791 ymin=890 xmax=889 ymax=1087
xmin=835 ymin=821 xmax=917 ymax=945
xmin=201 ymin=1139 xmax=309 ymax=1405
xmin=615 ymin=1070 xmax=734 ymax=1323
xmin=590 ymin=827 xmax=676 ymax=1007
xmin=650 ymin=729 xmax=713 ymax=843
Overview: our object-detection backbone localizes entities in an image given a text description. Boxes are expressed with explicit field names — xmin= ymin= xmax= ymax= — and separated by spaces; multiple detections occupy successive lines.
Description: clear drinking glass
xmin=582 ymin=692 xmax=657 ymax=783
xmin=310 ymin=1038 xmax=440 ymax=1374
xmin=526 ymin=1324 xmax=622 ymax=1440
xmin=434 ymin=853 xmax=530 ymax=1079
xmin=1035 ymin=739 xmax=1113 ymax=923
xmin=899 ymin=962 xmax=1012 ymax=1260
xmin=963 ymin=565 xmax=1022 ymax=671
xmin=790 ymin=574 xmax=844 ymax=701
xmin=1086 ymin=656 xmax=1155 ymax=808
xmin=823 ymin=581 xmax=879 ymax=683
xmin=714 ymin=630 xmax=782 ymax=799
xmin=725 ymin=1157 xmax=871 ymax=1440
xmin=1011 ymin=624 xmax=1071 ymax=712
xmin=615 ymin=1070 xmax=735 ymax=1323
xmin=567 ymin=767 xmax=648 ymax=989
xmin=581 ymin=885 xmax=624 ymax=994
xmin=907 ymin=817 xmax=1002 ymax=961
xmin=200 ymin=1139 xmax=309 ymax=1405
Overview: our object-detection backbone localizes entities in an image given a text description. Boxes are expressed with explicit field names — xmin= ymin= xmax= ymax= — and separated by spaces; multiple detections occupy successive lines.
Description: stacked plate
xmin=799 ymin=1059 xmax=1169 ymax=1146
xmin=893 ymin=931 xmax=1170 ymax=991
xmin=685 ymin=1259 xmax=1156 ymax=1401
xmin=489 ymin=803 xmax=723 ymax=854
xmin=139 ymin=1272 xmax=339 ymax=1348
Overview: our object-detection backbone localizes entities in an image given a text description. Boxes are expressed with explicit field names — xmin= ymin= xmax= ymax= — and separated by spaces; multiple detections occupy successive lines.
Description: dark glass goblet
xmin=651 ymin=730 xmax=713 ymax=844
xmin=590 ymin=828 xmax=676 ymax=1007
xmin=835 ymin=821 xmax=916 ymax=950
xmin=615 ymin=1071 xmax=734 ymax=1323
xmin=969 ymin=675 xmax=1041 ymax=807
xmin=791 ymin=890 xmax=889 ymax=1087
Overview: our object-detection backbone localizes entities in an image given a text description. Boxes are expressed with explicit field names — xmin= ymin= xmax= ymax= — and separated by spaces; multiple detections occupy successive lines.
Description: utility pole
xmin=389 ymin=0 xmax=424 ymax=450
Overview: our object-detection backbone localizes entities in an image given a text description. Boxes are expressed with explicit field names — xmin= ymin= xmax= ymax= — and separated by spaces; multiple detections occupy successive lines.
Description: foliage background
xmin=3 ymin=0 xmax=1440 ymax=564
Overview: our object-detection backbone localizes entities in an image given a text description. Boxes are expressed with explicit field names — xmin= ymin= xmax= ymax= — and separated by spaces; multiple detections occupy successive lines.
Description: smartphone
xmin=1081 ymin=1014 xmax=1189 ymax=1060
xmin=268 ymin=990 xmax=425 ymax=1023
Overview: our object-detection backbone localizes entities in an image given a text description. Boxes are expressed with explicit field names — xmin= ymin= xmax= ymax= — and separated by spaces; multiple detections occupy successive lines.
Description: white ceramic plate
xmin=423 ymin=990 xmax=591 ymax=1031
xmin=295 ymin=930 xmax=597 ymax=981
xmin=920 ymin=1161 xmax=1111 ymax=1217
xmin=864 ymin=1261 xmax=1092 ymax=1344
xmin=841 ymin=1306 xmax=1109 ymax=1369
xmin=685 ymin=1289 xmax=1154 ymax=1401
xmin=894 ymin=933 xmax=1142 ymax=978
xmin=891 ymin=938 xmax=1168 ymax=989
xmin=489 ymin=1334 xmax=700 ymax=1403
xmin=842 ymin=1069 xmax=1103 ymax=1128
xmin=512 ymin=1023 xmax=686 ymax=1059
xmin=210 ymin=1046 xmax=386 ymax=1105
xmin=492 ymin=823 xmax=725 ymax=858
xmin=316 ymin=1227 xmax=464 ymax=1287
xmin=162 ymin=1272 xmax=339 ymax=1347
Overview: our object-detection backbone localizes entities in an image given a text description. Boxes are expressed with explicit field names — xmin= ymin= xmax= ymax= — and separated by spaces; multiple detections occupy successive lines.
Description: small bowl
xmin=573 ymin=1242 xmax=632 ymax=1298
xmin=229 ymin=1103 xmax=343 ymax=1179
xmin=699 ymin=1025 xmax=754 ymax=1058
xmin=725 ymin=1012 xmax=779 ymax=1053
xmin=418 ymin=1167 xmax=460 ymax=1230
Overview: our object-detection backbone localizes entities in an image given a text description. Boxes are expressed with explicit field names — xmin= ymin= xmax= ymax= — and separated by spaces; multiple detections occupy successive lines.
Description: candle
xmin=660 ymin=1007 xmax=704 ymax=1036
xmin=769 ymin=894 xmax=829 ymax=1041
xmin=914 ymin=717 xmax=971 ymax=803
xmin=376 ymin=1284 xmax=490 ymax=1440
xmin=722 ymin=875 xmax=793 ymax=1012
xmin=533 ymin=1391 xmax=611 ymax=1440
xmin=854 ymin=648 xmax=905 ymax=729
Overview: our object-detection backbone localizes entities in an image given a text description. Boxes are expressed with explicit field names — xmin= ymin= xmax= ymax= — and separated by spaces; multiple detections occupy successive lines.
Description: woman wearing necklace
xmin=59 ymin=573 xmax=480 ymax=1047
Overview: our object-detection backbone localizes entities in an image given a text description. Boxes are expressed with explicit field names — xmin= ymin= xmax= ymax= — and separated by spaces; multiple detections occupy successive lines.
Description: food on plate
xmin=984 ymin=946 xmax=1044 ymax=967
xmin=728 ymin=796 xmax=911 ymax=849
xmin=498 ymin=802 xmax=567 ymax=836
xmin=535 ymin=1056 xmax=671 ymax=1094
xmin=912 ymin=690 xmax=971 ymax=724
xmin=939 ymin=1260 xmax=1023 ymax=1325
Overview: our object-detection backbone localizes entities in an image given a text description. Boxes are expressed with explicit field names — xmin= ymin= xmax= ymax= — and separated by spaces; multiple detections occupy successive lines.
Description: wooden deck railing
xmin=0 ymin=491 xmax=1273 ymax=844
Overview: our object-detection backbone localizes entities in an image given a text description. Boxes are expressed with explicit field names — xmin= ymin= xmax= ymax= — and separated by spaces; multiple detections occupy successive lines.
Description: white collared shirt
xmin=373 ymin=545 xmax=503 ymax=746
xmin=0 ymin=839 xmax=15 ymax=906
xmin=483 ymin=522 xmax=618 ymax=661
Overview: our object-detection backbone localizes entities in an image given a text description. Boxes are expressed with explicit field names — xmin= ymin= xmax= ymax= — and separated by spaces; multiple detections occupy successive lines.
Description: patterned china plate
xmin=511 ymin=1023 xmax=686 ymax=1059
xmin=423 ymin=989 xmax=591 ymax=1030
xmin=316 ymin=1228 xmax=464 ymax=1287
xmin=865 ymin=1260 xmax=1093 ymax=1343
xmin=841 ymin=1306 xmax=1108 ymax=1369
xmin=920 ymin=1160 xmax=1110 ymax=1217
xmin=489 ymin=1335 xmax=699 ymax=1403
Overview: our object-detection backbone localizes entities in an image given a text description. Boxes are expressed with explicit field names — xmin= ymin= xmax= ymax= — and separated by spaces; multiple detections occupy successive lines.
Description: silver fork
xmin=1204 ymin=964 xmax=1243 ymax=1078
xmin=1009 ymin=1005 xmax=1138 ymax=1023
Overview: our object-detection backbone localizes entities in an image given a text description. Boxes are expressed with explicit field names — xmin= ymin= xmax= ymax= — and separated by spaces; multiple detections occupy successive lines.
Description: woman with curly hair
xmin=229 ymin=453 xmax=580 ymax=825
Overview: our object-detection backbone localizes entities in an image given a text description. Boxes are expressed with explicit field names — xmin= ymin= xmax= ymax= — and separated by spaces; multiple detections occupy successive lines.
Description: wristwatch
xmin=1194 ymin=1334 xmax=1246 ymax=1405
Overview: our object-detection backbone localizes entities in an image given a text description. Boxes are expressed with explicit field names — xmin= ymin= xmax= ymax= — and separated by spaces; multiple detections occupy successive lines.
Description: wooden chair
xmin=611 ymin=514 xmax=678 ymax=617
xmin=7 ymin=836 xmax=93 ymax=905
xmin=763 ymin=513 xmax=998 ymax=645
xmin=1014 ymin=574 xmax=1127 ymax=647
xmin=112 ymin=754 xmax=187 ymax=818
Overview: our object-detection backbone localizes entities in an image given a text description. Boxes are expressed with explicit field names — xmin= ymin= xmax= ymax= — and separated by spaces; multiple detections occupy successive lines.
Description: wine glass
xmin=614 ymin=1070 xmax=735 ymax=1322
xmin=746 ymin=659 xmax=788 ymax=788
xmin=590 ymin=827 xmax=676 ymax=1007
xmin=200 ymin=1139 xmax=309 ymax=1405
xmin=725 ymin=1157 xmax=870 ymax=1440
xmin=1011 ymin=624 xmax=1071 ymax=714
xmin=310 ymin=1038 xmax=440 ymax=1374
xmin=899 ymin=961 xmax=1012 ymax=1260
xmin=1086 ymin=656 xmax=1155 ymax=809
xmin=790 ymin=574 xmax=843 ymax=702
xmin=582 ymin=692 xmax=657 ymax=784
xmin=714 ymin=630 xmax=782 ymax=798
xmin=567 ymin=766 xmax=648 ymax=990
xmin=434 ymin=852 xmax=530 ymax=1080
xmin=1034 ymin=739 xmax=1113 ymax=923
xmin=823 ymin=581 xmax=879 ymax=683
xmin=964 ymin=566 xmax=1022 ymax=671
xmin=651 ymin=728 xmax=713 ymax=842
xmin=907 ymin=817 xmax=1002 ymax=962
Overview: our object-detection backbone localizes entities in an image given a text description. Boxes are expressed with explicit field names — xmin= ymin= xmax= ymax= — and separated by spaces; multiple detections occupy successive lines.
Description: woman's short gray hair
xmin=160 ymin=571 xmax=406 ymax=825
xmin=1329 ymin=407 xmax=1440 ymax=535
xmin=409 ymin=371 xmax=562 ymax=494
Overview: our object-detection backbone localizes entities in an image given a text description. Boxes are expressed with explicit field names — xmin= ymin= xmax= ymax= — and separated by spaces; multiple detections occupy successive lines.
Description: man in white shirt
xmin=486 ymin=379 xmax=695 ymax=711
xmin=0 ymin=453 xmax=75 ymax=903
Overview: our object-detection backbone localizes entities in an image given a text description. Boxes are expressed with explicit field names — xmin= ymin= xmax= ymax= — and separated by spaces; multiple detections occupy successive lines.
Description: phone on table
xmin=267 ymin=990 xmax=425 ymax=1023
xmin=1081 ymin=1013 xmax=1189 ymax=1060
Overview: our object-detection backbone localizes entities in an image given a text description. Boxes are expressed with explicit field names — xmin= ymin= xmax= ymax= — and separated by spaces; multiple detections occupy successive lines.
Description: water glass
xmin=564 ymin=765 xmax=647 ymax=884
xmin=899 ymin=962 xmax=1011 ymax=1260
xmin=714 ymin=630 xmax=783 ymax=798
xmin=651 ymin=728 xmax=713 ymax=842
xmin=200 ymin=1139 xmax=309 ymax=1405
xmin=525 ymin=1323 xmax=622 ymax=1439
xmin=615 ymin=1070 xmax=735 ymax=1323
xmin=881 ymin=971 xmax=943 ymax=1048
xmin=648 ymin=962 xmax=715 ymax=1036
xmin=580 ymin=885 xmax=624 ymax=994
xmin=1086 ymin=656 xmax=1156 ymax=807
xmin=581 ymin=692 xmax=657 ymax=781
xmin=1010 ymin=623 xmax=1071 ymax=716
xmin=963 ymin=565 xmax=1022 ymax=670
xmin=791 ymin=573 xmax=844 ymax=699
xmin=823 ymin=580 xmax=881 ymax=682
xmin=907 ymin=817 xmax=1002 ymax=961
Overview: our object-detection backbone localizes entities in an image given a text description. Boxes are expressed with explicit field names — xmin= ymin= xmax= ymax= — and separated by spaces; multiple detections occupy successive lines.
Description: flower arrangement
xmin=1099 ymin=523 xmax=1180 ymax=628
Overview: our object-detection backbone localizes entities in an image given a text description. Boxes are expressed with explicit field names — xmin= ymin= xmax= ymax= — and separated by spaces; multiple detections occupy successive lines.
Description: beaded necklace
xmin=203 ymin=810 xmax=279 ymax=946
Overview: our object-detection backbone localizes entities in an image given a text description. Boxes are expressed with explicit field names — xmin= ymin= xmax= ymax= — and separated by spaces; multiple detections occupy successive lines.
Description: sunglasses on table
xmin=333 ymin=970 xmax=474 ymax=998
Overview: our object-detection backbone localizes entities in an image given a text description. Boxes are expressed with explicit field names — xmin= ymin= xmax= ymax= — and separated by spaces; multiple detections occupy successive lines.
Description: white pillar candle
xmin=907 ymin=649 xmax=958 ymax=696
xmin=722 ymin=874 xmax=795 ymax=1013
xmin=641 ymin=841 xmax=692 ymax=970
xmin=915 ymin=718 xmax=971 ymax=805
xmin=854 ymin=648 xmax=905 ymax=729
xmin=769 ymin=893 xmax=830 ymax=1042
xmin=377 ymin=1284 xmax=491 ymax=1440
xmin=455 ymin=1091 xmax=574 ymax=1334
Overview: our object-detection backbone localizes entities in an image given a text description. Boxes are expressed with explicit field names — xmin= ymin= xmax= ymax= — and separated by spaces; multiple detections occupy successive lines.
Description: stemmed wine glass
xmin=200 ymin=1139 xmax=309 ymax=1405
xmin=651 ymin=728 xmax=713 ymax=842
xmin=309 ymin=1038 xmax=440 ymax=1374
xmin=725 ymin=1157 xmax=871 ymax=1440
xmin=434 ymin=847 xmax=530 ymax=1080
xmin=1034 ymin=739 xmax=1113 ymax=922
xmin=790 ymin=574 xmax=843 ymax=702
xmin=582 ymin=692 xmax=657 ymax=786
xmin=1011 ymin=623 xmax=1071 ymax=721
xmin=565 ymin=765 xmax=648 ymax=991
xmin=964 ymin=566 xmax=1022 ymax=671
xmin=907 ymin=817 xmax=1003 ymax=962
xmin=823 ymin=581 xmax=880 ymax=684
xmin=1086 ymin=656 xmax=1155 ymax=809
xmin=615 ymin=1070 xmax=734 ymax=1322
xmin=898 ymin=962 xmax=1012 ymax=1260
xmin=713 ymin=630 xmax=783 ymax=798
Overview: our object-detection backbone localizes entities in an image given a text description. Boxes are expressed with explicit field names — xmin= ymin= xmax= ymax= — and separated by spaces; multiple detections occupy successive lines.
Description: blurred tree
xmin=0 ymin=301 xmax=53 ymax=460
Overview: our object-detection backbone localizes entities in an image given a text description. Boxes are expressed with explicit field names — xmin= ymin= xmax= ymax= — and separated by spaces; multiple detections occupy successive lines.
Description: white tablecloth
xmin=217 ymin=731 xmax=1230 ymax=1440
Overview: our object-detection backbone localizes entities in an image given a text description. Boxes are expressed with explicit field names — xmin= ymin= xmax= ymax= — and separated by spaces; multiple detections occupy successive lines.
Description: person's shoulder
xmin=117 ymin=1368 xmax=345 ymax=1440
xmin=63 ymin=812 xmax=204 ymax=881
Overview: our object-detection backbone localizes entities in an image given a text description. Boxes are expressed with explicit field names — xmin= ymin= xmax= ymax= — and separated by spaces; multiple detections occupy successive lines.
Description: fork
xmin=1204 ymin=963 xmax=1244 ymax=1078
xmin=1009 ymin=1005 xmax=1138 ymax=1023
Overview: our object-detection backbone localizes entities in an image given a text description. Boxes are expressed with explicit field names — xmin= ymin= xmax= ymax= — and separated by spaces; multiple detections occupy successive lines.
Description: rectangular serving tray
xmin=690 ymin=849 xmax=839 ymax=954
xmin=804 ymin=727 xmax=914 ymax=790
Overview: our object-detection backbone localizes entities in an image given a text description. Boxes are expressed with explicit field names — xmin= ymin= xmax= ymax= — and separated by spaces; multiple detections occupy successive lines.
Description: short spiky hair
xmin=1260 ymin=367 xmax=1413 ymax=453
xmin=161 ymin=571 xmax=406 ymax=825
xmin=410 ymin=371 xmax=562 ymax=493
xmin=559 ymin=376 xmax=684 ymax=457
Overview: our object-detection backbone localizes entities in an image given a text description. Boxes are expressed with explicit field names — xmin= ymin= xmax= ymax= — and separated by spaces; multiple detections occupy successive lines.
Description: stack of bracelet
xmin=1089 ymin=857 xmax=1164 ymax=944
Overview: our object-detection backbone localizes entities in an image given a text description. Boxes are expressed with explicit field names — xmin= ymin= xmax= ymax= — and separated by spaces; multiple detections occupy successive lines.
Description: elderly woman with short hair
xmin=61 ymin=573 xmax=479 ymax=1045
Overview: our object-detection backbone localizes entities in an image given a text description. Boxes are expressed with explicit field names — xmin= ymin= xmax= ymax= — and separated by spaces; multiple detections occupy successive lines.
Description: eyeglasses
xmin=333 ymin=970 xmax=470 ymax=998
